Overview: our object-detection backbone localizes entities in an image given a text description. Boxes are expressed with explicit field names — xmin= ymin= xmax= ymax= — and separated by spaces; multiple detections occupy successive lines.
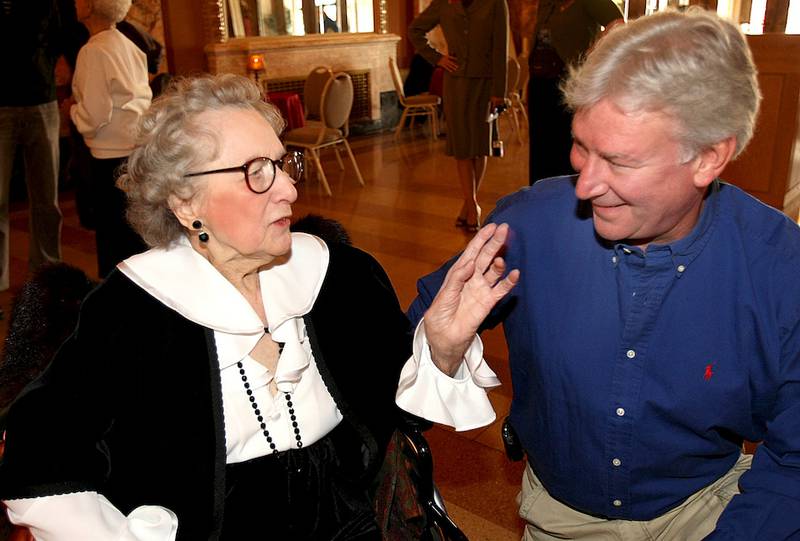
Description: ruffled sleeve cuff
xmin=4 ymin=492 xmax=178 ymax=541
xmin=125 ymin=504 xmax=179 ymax=540
xmin=395 ymin=319 xmax=500 ymax=431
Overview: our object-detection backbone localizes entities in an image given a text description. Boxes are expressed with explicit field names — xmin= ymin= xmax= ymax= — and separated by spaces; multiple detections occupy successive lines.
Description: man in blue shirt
xmin=399 ymin=8 xmax=800 ymax=540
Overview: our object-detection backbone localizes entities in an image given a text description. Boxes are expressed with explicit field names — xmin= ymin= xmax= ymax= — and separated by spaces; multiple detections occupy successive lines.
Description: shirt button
xmin=612 ymin=458 xmax=622 ymax=467
xmin=677 ymin=264 xmax=686 ymax=273
xmin=611 ymin=255 xmax=618 ymax=264
xmin=613 ymin=499 xmax=622 ymax=507
xmin=626 ymin=349 xmax=636 ymax=359
xmin=616 ymin=407 xmax=626 ymax=416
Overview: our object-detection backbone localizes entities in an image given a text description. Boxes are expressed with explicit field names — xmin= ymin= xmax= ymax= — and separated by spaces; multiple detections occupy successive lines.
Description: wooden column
xmin=627 ymin=0 xmax=647 ymax=19
xmin=339 ymin=0 xmax=349 ymax=31
xmin=763 ymin=0 xmax=789 ymax=32
xmin=303 ymin=0 xmax=318 ymax=33
xmin=721 ymin=34 xmax=800 ymax=219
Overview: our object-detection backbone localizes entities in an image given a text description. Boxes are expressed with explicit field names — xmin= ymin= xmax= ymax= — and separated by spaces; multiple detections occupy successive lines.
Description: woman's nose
xmin=274 ymin=169 xmax=298 ymax=202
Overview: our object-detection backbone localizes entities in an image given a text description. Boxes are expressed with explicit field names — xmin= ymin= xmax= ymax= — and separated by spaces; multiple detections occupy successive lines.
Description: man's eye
xmin=608 ymin=159 xmax=633 ymax=169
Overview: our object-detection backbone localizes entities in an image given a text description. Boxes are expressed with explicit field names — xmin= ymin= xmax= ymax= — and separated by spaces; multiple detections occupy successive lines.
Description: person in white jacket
xmin=71 ymin=0 xmax=150 ymax=277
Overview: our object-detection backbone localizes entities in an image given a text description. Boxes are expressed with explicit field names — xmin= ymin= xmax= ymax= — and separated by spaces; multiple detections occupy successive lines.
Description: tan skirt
xmin=443 ymin=74 xmax=493 ymax=159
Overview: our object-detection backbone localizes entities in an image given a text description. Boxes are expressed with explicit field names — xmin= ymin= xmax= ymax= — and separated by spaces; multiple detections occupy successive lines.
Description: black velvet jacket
xmin=0 ymin=242 xmax=412 ymax=539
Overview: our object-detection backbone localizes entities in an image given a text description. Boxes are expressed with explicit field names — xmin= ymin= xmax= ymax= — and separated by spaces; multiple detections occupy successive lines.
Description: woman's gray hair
xmin=117 ymin=73 xmax=285 ymax=248
xmin=562 ymin=8 xmax=761 ymax=160
xmin=93 ymin=0 xmax=132 ymax=23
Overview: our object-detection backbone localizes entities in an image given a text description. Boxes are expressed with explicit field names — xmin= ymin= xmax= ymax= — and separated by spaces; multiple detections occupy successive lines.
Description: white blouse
xmin=120 ymin=233 xmax=342 ymax=462
xmin=3 ymin=233 xmax=500 ymax=540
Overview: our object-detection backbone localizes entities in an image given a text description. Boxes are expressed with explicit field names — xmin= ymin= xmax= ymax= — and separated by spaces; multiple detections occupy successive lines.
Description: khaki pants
xmin=518 ymin=454 xmax=752 ymax=541
xmin=0 ymin=102 xmax=62 ymax=290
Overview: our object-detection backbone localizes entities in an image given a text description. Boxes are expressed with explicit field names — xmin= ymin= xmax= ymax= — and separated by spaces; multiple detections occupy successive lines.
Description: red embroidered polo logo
xmin=704 ymin=363 xmax=714 ymax=381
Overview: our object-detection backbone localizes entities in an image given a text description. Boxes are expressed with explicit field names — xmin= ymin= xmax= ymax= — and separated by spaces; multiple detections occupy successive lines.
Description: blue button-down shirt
xmin=408 ymin=177 xmax=800 ymax=539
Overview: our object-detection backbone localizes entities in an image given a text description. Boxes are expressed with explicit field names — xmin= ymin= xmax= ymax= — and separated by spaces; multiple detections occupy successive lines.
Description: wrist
xmin=428 ymin=344 xmax=464 ymax=376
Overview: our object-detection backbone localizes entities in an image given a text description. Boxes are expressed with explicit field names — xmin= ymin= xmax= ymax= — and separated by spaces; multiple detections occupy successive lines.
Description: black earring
xmin=192 ymin=220 xmax=209 ymax=243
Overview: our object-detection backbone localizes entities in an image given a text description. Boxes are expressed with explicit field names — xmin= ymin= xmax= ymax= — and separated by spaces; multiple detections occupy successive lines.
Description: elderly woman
xmin=0 ymin=74 xmax=414 ymax=540
xmin=71 ymin=0 xmax=151 ymax=277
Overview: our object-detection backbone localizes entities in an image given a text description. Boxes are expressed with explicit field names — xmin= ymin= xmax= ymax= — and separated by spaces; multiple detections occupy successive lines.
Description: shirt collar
xmin=666 ymin=179 xmax=720 ymax=258
xmin=614 ymin=180 xmax=720 ymax=267
xmin=118 ymin=232 xmax=329 ymax=353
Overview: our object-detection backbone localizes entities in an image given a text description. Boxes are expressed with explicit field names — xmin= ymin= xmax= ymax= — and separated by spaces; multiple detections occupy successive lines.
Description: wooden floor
xmin=0 ymin=119 xmax=530 ymax=540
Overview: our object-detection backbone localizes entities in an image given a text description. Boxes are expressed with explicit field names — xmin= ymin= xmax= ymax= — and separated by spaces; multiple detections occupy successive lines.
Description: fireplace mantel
xmin=206 ymin=33 xmax=401 ymax=124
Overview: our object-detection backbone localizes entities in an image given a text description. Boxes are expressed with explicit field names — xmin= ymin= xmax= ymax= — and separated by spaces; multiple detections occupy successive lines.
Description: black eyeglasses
xmin=184 ymin=150 xmax=304 ymax=194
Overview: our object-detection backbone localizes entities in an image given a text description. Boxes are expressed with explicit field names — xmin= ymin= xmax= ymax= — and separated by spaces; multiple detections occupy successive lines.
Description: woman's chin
xmin=267 ymin=233 xmax=293 ymax=258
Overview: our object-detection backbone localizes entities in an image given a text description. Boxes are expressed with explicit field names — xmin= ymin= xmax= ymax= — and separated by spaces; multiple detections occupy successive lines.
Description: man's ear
xmin=693 ymin=136 xmax=737 ymax=188
xmin=168 ymin=194 xmax=200 ymax=230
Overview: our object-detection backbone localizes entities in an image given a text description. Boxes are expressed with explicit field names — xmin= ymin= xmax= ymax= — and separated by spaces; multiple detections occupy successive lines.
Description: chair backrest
xmin=517 ymin=54 xmax=530 ymax=100
xmin=303 ymin=66 xmax=333 ymax=120
xmin=321 ymin=72 xmax=354 ymax=134
xmin=507 ymin=56 xmax=521 ymax=96
xmin=388 ymin=57 xmax=407 ymax=104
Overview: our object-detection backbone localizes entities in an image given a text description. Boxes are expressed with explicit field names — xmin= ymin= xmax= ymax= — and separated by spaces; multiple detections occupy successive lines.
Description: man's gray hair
xmin=562 ymin=8 xmax=761 ymax=159
xmin=93 ymin=0 xmax=132 ymax=23
xmin=117 ymin=74 xmax=285 ymax=248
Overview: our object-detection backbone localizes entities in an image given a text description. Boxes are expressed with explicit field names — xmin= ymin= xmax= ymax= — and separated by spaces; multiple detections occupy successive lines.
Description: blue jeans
xmin=0 ymin=101 xmax=62 ymax=290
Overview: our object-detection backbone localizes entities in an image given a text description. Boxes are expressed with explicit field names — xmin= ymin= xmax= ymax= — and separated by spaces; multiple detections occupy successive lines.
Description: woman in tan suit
xmin=409 ymin=0 xmax=508 ymax=231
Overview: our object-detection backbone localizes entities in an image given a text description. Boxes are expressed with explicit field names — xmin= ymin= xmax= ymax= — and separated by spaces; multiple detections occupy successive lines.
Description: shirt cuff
xmin=5 ymin=492 xmax=178 ymax=541
xmin=395 ymin=318 xmax=500 ymax=431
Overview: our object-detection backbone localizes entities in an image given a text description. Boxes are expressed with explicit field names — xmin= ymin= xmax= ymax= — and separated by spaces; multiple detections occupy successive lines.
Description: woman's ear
xmin=168 ymin=194 xmax=199 ymax=230
xmin=692 ymin=136 xmax=737 ymax=189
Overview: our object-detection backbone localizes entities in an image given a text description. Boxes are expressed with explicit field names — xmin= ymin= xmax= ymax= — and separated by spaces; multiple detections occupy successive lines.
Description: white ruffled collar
xmin=118 ymin=233 xmax=329 ymax=377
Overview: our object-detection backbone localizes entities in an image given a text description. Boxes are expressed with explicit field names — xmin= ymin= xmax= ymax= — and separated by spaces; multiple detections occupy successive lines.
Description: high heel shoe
xmin=463 ymin=205 xmax=481 ymax=232
xmin=464 ymin=219 xmax=481 ymax=232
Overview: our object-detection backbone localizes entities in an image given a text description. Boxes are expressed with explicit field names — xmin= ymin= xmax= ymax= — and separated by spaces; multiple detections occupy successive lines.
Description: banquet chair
xmin=508 ymin=55 xmax=529 ymax=131
xmin=503 ymin=57 xmax=526 ymax=144
xmin=301 ymin=65 xmax=333 ymax=122
xmin=284 ymin=72 xmax=364 ymax=197
xmin=389 ymin=57 xmax=440 ymax=141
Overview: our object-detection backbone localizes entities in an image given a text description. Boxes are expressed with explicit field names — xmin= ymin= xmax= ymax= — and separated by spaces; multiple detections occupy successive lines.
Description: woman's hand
xmin=437 ymin=55 xmax=459 ymax=73
xmin=424 ymin=223 xmax=519 ymax=376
